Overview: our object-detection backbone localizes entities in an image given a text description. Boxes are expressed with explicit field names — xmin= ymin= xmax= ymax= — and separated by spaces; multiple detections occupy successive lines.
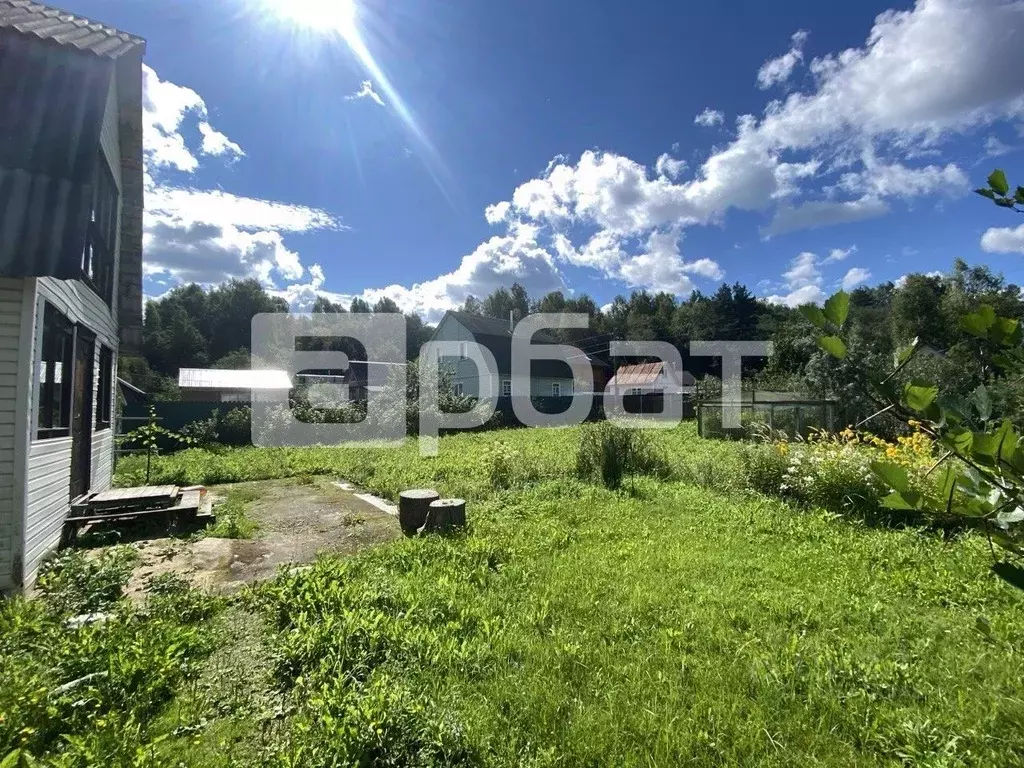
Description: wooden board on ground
xmin=76 ymin=485 xmax=179 ymax=514
xmin=66 ymin=487 xmax=210 ymax=532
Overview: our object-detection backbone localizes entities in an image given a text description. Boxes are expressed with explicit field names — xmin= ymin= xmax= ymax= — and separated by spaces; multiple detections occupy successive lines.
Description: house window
xmin=37 ymin=303 xmax=74 ymax=439
xmin=551 ymin=382 xmax=561 ymax=397
xmin=453 ymin=382 xmax=464 ymax=396
xmin=502 ymin=379 xmax=512 ymax=397
xmin=96 ymin=346 xmax=113 ymax=430
xmin=459 ymin=342 xmax=467 ymax=360
xmin=81 ymin=154 xmax=118 ymax=304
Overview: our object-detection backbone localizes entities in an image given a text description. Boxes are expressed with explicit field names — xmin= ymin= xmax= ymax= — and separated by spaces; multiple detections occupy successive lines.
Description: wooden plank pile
xmin=67 ymin=485 xmax=213 ymax=536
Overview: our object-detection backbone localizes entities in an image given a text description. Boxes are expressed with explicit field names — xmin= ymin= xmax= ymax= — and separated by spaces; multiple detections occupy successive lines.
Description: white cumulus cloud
xmin=757 ymin=29 xmax=809 ymax=89
xmin=981 ymin=224 xmax=1024 ymax=253
xmin=842 ymin=266 xmax=872 ymax=290
xmin=694 ymin=108 xmax=725 ymax=127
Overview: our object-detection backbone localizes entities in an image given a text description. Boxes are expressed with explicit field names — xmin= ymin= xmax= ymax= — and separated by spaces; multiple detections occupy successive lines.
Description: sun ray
xmin=256 ymin=0 xmax=456 ymax=207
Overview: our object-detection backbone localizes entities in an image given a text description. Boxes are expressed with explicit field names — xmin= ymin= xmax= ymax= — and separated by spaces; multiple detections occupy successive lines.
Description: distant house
xmin=607 ymin=362 xmax=696 ymax=396
xmin=177 ymin=368 xmax=293 ymax=403
xmin=0 ymin=2 xmax=146 ymax=592
xmin=428 ymin=311 xmax=611 ymax=397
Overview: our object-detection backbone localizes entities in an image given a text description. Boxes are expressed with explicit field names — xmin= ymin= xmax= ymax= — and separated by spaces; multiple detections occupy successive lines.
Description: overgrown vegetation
xmin=67 ymin=417 xmax=1024 ymax=764
xmin=204 ymin=487 xmax=260 ymax=539
xmin=1 ymin=551 xmax=220 ymax=766
xmin=235 ymin=424 xmax=1024 ymax=766
xmin=574 ymin=421 xmax=672 ymax=489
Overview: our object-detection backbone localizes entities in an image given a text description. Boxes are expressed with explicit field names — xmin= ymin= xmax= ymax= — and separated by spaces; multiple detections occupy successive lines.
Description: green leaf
xmin=989 ymin=316 xmax=1021 ymax=347
xmin=997 ymin=508 xmax=1024 ymax=525
xmin=994 ymin=419 xmax=1019 ymax=465
xmin=817 ymin=335 xmax=847 ymax=360
xmin=944 ymin=426 xmax=974 ymax=453
xmin=882 ymin=490 xmax=924 ymax=510
xmin=989 ymin=169 xmax=1009 ymax=196
xmin=823 ymin=291 xmax=850 ymax=327
xmin=798 ymin=304 xmax=828 ymax=330
xmin=960 ymin=305 xmax=996 ymax=338
xmin=895 ymin=338 xmax=919 ymax=367
xmin=938 ymin=464 xmax=958 ymax=501
xmin=975 ymin=616 xmax=992 ymax=637
xmin=1 ymin=751 xmax=37 ymax=768
xmin=1016 ymin=186 xmax=1024 ymax=205
xmin=996 ymin=197 xmax=1017 ymax=208
xmin=991 ymin=530 xmax=1024 ymax=556
xmin=975 ymin=187 xmax=997 ymax=200
xmin=972 ymin=431 xmax=1001 ymax=463
xmin=872 ymin=461 xmax=910 ymax=494
xmin=971 ymin=384 xmax=992 ymax=422
xmin=904 ymin=380 xmax=939 ymax=412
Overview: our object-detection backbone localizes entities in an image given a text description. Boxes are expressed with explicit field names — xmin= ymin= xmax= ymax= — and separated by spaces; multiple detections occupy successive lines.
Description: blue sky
xmin=65 ymin=0 xmax=1024 ymax=319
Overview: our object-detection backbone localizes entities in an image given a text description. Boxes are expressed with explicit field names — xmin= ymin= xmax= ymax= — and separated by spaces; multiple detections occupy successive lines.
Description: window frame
xmin=551 ymin=382 xmax=561 ymax=397
xmin=95 ymin=345 xmax=113 ymax=430
xmin=453 ymin=382 xmax=464 ymax=397
xmin=501 ymin=379 xmax=512 ymax=397
xmin=81 ymin=154 xmax=118 ymax=305
xmin=37 ymin=303 xmax=74 ymax=440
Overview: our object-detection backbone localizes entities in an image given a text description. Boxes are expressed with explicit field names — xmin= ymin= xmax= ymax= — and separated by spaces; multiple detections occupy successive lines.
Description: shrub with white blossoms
xmin=779 ymin=441 xmax=887 ymax=518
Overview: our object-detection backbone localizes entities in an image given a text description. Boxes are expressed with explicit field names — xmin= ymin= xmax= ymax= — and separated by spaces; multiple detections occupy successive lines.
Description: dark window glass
xmin=37 ymin=303 xmax=73 ymax=439
xmin=96 ymin=346 xmax=113 ymax=429
xmin=82 ymin=154 xmax=118 ymax=304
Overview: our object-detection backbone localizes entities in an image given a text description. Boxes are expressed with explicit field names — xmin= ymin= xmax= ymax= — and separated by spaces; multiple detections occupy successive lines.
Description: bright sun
xmin=264 ymin=0 xmax=358 ymax=38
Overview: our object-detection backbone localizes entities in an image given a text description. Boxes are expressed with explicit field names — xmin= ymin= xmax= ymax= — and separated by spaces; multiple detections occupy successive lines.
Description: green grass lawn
xmin=112 ymin=424 xmax=1024 ymax=766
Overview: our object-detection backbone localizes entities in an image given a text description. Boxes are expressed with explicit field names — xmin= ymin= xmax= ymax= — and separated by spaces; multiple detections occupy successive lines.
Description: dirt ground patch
xmin=112 ymin=477 xmax=401 ymax=596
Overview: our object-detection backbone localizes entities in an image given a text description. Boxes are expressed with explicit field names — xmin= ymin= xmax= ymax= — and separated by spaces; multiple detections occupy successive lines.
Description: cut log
xmin=421 ymin=498 xmax=467 ymax=535
xmin=398 ymin=488 xmax=439 ymax=534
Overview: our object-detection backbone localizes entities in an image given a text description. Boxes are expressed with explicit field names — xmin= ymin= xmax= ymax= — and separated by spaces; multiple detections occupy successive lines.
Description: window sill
xmin=35 ymin=431 xmax=71 ymax=442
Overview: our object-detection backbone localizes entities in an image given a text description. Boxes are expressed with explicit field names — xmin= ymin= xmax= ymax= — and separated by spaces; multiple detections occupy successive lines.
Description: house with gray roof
xmin=0 ymin=1 xmax=145 ymax=591
xmin=429 ymin=311 xmax=611 ymax=398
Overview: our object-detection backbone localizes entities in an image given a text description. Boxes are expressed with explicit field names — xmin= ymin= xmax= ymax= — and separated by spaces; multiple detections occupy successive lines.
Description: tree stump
xmin=398 ymin=489 xmax=439 ymax=534
xmin=421 ymin=498 xmax=467 ymax=535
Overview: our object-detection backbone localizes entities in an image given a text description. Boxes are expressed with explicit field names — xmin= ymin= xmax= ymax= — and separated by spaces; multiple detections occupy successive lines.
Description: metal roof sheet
xmin=0 ymin=1 xmax=144 ymax=58
xmin=178 ymin=369 xmax=293 ymax=390
xmin=0 ymin=30 xmax=111 ymax=278
xmin=608 ymin=362 xmax=697 ymax=388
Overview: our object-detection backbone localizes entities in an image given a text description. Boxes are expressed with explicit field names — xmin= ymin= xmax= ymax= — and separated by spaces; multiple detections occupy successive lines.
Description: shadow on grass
xmin=992 ymin=561 xmax=1024 ymax=592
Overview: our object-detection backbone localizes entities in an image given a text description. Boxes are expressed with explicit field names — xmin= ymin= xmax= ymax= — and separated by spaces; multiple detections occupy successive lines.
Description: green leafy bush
xmin=779 ymin=441 xmax=886 ymax=519
xmin=741 ymin=443 xmax=789 ymax=496
xmin=180 ymin=410 xmax=220 ymax=447
xmin=218 ymin=405 xmax=252 ymax=445
xmin=575 ymin=422 xmax=672 ymax=490
xmin=1 ymin=552 xmax=219 ymax=764
xmin=36 ymin=547 xmax=137 ymax=616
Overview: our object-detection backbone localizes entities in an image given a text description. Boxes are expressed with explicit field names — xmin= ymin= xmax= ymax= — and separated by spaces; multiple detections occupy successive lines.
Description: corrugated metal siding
xmin=0 ymin=278 xmax=24 ymax=591
xmin=0 ymin=30 xmax=112 ymax=278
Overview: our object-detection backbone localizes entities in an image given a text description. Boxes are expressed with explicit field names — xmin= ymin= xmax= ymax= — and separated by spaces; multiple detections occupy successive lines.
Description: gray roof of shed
xmin=0 ymin=0 xmax=145 ymax=57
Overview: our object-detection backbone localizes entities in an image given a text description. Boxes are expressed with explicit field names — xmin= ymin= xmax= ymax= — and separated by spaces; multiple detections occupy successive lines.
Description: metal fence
xmin=697 ymin=395 xmax=837 ymax=440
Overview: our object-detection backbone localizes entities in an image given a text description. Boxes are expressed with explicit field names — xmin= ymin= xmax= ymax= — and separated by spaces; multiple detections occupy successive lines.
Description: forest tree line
xmin=122 ymin=258 xmax=1024 ymax=430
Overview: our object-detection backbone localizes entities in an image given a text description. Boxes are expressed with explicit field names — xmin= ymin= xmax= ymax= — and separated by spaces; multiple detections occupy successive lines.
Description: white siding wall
xmin=0 ymin=278 xmax=28 ymax=592
xmin=19 ymin=73 xmax=123 ymax=588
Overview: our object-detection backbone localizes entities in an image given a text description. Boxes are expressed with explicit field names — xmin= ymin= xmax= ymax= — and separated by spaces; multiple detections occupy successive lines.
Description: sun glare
xmin=266 ymin=0 xmax=357 ymax=38
xmin=256 ymin=0 xmax=457 ymax=206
